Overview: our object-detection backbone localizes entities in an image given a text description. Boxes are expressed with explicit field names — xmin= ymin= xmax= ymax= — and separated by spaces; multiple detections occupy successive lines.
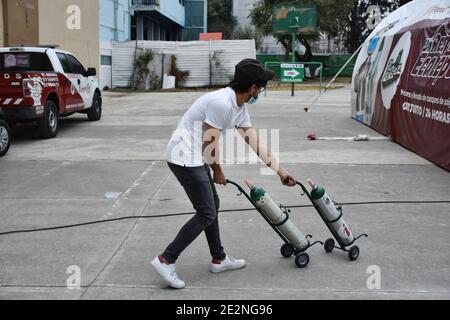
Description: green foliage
xmin=208 ymin=0 xmax=238 ymax=39
xmin=249 ymin=0 xmax=354 ymax=38
xmin=232 ymin=25 xmax=264 ymax=50
xmin=133 ymin=49 xmax=156 ymax=90
xmin=250 ymin=0 xmax=356 ymax=60
xmin=345 ymin=0 xmax=404 ymax=53
xmin=316 ymin=0 xmax=355 ymax=38
xmin=250 ymin=0 xmax=409 ymax=56
xmin=169 ymin=55 xmax=190 ymax=88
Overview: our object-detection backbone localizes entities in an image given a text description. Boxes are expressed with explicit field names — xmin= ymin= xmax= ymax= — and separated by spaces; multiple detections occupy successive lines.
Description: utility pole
xmin=291 ymin=32 xmax=296 ymax=97
xmin=113 ymin=0 xmax=119 ymax=41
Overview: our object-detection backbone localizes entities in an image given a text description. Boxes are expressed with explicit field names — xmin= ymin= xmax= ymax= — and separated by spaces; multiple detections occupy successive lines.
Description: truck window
xmin=56 ymin=53 xmax=71 ymax=73
xmin=66 ymin=54 xmax=86 ymax=75
xmin=0 ymin=52 xmax=53 ymax=72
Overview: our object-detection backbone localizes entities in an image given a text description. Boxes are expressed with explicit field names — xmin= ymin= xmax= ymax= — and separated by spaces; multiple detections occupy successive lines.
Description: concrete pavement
xmin=0 ymin=87 xmax=449 ymax=300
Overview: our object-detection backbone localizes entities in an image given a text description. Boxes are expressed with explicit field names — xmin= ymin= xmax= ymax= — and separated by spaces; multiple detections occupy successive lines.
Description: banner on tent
xmin=351 ymin=2 xmax=450 ymax=170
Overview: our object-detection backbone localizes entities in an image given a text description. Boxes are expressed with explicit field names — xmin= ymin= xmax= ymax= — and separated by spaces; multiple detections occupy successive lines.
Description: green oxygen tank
xmin=308 ymin=179 xmax=355 ymax=245
xmin=247 ymin=181 xmax=309 ymax=250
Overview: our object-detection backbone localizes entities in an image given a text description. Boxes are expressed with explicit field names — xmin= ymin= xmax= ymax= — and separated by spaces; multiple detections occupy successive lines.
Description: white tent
xmin=351 ymin=0 xmax=450 ymax=170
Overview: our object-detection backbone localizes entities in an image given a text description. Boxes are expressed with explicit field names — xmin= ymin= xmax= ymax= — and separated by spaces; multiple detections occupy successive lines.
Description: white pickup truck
xmin=0 ymin=46 xmax=102 ymax=138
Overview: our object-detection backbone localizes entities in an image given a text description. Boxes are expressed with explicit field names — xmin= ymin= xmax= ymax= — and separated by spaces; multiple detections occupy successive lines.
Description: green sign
xmin=272 ymin=1 xmax=318 ymax=35
xmin=280 ymin=63 xmax=305 ymax=83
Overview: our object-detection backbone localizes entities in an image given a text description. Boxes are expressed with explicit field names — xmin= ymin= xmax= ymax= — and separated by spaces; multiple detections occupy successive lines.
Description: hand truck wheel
xmin=280 ymin=243 xmax=294 ymax=258
xmin=295 ymin=252 xmax=309 ymax=268
xmin=348 ymin=246 xmax=360 ymax=261
xmin=324 ymin=238 xmax=335 ymax=253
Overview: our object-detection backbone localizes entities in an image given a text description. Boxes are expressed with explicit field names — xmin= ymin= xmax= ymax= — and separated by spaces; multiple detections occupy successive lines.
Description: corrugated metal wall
xmin=112 ymin=40 xmax=256 ymax=88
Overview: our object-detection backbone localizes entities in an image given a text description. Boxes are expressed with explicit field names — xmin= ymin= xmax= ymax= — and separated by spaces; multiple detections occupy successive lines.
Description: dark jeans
xmin=162 ymin=162 xmax=226 ymax=264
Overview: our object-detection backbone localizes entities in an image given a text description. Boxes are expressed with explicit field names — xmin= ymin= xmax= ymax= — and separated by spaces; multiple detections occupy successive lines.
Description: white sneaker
xmin=151 ymin=257 xmax=186 ymax=289
xmin=209 ymin=255 xmax=247 ymax=273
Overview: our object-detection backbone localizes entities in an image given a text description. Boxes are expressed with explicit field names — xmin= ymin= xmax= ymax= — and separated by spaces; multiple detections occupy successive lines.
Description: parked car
xmin=0 ymin=46 xmax=102 ymax=138
xmin=0 ymin=108 xmax=11 ymax=157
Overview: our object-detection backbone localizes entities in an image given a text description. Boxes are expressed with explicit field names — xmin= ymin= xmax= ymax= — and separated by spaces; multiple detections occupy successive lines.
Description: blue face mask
xmin=247 ymin=88 xmax=259 ymax=105
xmin=248 ymin=95 xmax=258 ymax=105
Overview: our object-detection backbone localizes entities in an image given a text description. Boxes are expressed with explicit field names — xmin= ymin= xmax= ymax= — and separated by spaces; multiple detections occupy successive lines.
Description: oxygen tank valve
xmin=307 ymin=179 xmax=317 ymax=190
xmin=244 ymin=179 xmax=254 ymax=190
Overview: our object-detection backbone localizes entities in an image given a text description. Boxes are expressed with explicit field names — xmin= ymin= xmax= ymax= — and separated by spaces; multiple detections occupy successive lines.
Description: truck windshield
xmin=0 ymin=52 xmax=53 ymax=72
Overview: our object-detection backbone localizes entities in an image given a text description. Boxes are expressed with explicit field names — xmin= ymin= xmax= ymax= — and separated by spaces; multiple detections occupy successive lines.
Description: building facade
xmin=0 ymin=3 xmax=4 ymax=47
xmin=100 ymin=0 xmax=132 ymax=88
xmin=131 ymin=0 xmax=185 ymax=41
xmin=184 ymin=0 xmax=207 ymax=41
xmin=1 ymin=0 xmax=209 ymax=88
xmin=131 ymin=0 xmax=207 ymax=41
xmin=1 ymin=0 xmax=101 ymax=73
xmin=1 ymin=0 xmax=133 ymax=89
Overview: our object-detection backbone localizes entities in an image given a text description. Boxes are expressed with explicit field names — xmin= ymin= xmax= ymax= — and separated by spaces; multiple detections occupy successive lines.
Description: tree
xmin=345 ymin=0 xmax=402 ymax=53
xmin=250 ymin=0 xmax=355 ymax=61
xmin=208 ymin=0 xmax=238 ymax=39
xmin=133 ymin=49 xmax=156 ymax=90
xmin=250 ymin=0 xmax=409 ymax=58
xmin=232 ymin=25 xmax=264 ymax=50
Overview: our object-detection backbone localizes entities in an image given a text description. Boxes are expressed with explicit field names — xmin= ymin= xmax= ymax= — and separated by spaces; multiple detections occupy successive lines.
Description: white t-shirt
xmin=166 ymin=87 xmax=252 ymax=167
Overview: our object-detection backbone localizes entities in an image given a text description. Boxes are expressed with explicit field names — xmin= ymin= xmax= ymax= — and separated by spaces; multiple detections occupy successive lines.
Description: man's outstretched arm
xmin=238 ymin=127 xmax=296 ymax=186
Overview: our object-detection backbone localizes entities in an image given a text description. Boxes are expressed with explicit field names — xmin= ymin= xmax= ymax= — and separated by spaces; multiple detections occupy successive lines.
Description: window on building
xmin=184 ymin=0 xmax=205 ymax=41
xmin=101 ymin=55 xmax=112 ymax=66
xmin=131 ymin=15 xmax=137 ymax=41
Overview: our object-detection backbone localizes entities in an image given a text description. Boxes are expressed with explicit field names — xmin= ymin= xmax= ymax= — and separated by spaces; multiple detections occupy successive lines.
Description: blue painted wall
xmin=100 ymin=0 xmax=132 ymax=43
xmin=159 ymin=0 xmax=185 ymax=27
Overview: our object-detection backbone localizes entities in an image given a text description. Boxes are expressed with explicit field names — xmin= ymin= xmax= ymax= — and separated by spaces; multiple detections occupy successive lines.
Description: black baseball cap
xmin=234 ymin=58 xmax=275 ymax=85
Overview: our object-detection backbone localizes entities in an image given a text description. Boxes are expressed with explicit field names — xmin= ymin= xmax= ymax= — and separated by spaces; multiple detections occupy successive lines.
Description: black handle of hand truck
xmin=226 ymin=179 xmax=246 ymax=196
xmin=226 ymin=179 xmax=259 ymax=208
xmin=226 ymin=179 xmax=240 ymax=189
xmin=295 ymin=181 xmax=316 ymax=203
xmin=354 ymin=234 xmax=369 ymax=241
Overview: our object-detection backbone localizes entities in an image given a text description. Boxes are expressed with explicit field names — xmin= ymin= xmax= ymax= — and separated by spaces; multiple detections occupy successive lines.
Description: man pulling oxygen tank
xmin=150 ymin=59 xmax=297 ymax=289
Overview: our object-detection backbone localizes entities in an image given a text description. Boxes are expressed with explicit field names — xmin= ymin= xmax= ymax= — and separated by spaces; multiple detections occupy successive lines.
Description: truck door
xmin=57 ymin=53 xmax=84 ymax=113
xmin=66 ymin=54 xmax=92 ymax=111
xmin=56 ymin=53 xmax=76 ymax=114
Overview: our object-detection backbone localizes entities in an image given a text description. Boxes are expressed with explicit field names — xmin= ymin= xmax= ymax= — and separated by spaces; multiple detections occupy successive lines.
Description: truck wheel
xmin=295 ymin=253 xmax=309 ymax=268
xmin=38 ymin=100 xmax=59 ymax=139
xmin=87 ymin=92 xmax=102 ymax=121
xmin=280 ymin=243 xmax=294 ymax=258
xmin=0 ymin=119 xmax=11 ymax=157
xmin=324 ymin=238 xmax=335 ymax=253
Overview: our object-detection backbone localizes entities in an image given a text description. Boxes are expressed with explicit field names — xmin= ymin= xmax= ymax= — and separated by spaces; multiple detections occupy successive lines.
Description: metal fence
xmin=112 ymin=40 xmax=256 ymax=88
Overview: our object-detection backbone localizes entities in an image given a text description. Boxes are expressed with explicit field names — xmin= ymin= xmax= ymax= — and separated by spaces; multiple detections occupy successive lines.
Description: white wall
xmin=112 ymin=40 xmax=256 ymax=88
